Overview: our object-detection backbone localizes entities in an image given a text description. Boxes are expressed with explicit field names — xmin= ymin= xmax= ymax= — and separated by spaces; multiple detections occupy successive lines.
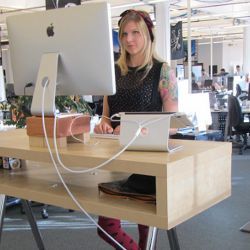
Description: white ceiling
xmin=0 ymin=0 xmax=249 ymax=44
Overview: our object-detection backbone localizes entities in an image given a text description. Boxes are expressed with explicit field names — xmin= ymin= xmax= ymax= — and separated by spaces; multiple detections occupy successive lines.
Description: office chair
xmin=225 ymin=94 xmax=250 ymax=154
xmin=236 ymin=84 xmax=248 ymax=101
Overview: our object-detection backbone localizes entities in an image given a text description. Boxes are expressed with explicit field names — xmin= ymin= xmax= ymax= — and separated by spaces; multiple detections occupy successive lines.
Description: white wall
xmin=222 ymin=41 xmax=243 ymax=74
xmin=197 ymin=42 xmax=223 ymax=74
xmin=197 ymin=40 xmax=243 ymax=75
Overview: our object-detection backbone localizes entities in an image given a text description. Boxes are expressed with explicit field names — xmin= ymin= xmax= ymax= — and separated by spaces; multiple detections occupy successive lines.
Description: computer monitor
xmin=7 ymin=2 xmax=115 ymax=116
xmin=248 ymin=83 xmax=250 ymax=101
xmin=176 ymin=64 xmax=184 ymax=80
xmin=233 ymin=76 xmax=242 ymax=95
xmin=0 ymin=66 xmax=6 ymax=102
xmin=227 ymin=76 xmax=234 ymax=91
xmin=178 ymin=92 xmax=212 ymax=132
xmin=192 ymin=65 xmax=202 ymax=82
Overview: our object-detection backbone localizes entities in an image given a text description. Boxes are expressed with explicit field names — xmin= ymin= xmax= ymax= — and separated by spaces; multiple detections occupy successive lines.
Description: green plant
xmin=5 ymin=95 xmax=93 ymax=128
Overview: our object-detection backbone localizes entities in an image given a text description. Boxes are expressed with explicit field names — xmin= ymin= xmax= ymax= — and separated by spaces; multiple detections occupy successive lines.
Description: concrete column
xmin=155 ymin=2 xmax=170 ymax=64
xmin=210 ymin=36 xmax=213 ymax=78
xmin=243 ymin=26 xmax=250 ymax=74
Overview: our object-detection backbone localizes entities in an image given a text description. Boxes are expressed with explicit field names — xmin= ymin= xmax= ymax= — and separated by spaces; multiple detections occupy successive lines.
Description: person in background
xmin=197 ymin=68 xmax=209 ymax=88
xmin=219 ymin=68 xmax=228 ymax=87
xmin=234 ymin=65 xmax=243 ymax=76
xmin=94 ymin=9 xmax=178 ymax=250
xmin=239 ymin=73 xmax=250 ymax=92
xmin=219 ymin=68 xmax=228 ymax=76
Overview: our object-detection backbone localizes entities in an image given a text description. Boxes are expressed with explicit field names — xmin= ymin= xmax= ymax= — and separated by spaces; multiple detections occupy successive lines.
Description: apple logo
xmin=47 ymin=23 xmax=54 ymax=37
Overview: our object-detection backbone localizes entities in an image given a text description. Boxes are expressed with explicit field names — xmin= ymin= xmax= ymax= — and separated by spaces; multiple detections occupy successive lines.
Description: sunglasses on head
xmin=118 ymin=9 xmax=154 ymax=42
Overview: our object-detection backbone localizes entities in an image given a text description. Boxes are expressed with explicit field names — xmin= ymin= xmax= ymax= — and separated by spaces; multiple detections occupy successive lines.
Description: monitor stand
xmin=27 ymin=53 xmax=90 ymax=147
xmin=31 ymin=53 xmax=58 ymax=116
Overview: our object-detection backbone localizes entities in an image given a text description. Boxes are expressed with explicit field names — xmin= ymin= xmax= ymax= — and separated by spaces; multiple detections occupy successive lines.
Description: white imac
xmin=6 ymin=1 xmax=115 ymax=116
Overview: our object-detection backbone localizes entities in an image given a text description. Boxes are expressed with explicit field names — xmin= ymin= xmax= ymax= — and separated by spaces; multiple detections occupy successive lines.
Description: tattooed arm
xmin=158 ymin=63 xmax=178 ymax=112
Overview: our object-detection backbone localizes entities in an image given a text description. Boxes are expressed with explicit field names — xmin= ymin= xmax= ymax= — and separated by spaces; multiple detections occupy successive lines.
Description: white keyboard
xmin=91 ymin=133 xmax=119 ymax=140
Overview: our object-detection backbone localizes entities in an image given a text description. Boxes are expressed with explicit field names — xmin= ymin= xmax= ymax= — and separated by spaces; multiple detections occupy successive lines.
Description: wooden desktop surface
xmin=0 ymin=129 xmax=232 ymax=230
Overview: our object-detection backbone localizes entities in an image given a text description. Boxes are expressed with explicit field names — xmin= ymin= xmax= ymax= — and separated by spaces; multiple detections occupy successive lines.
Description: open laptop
xmin=119 ymin=112 xmax=193 ymax=152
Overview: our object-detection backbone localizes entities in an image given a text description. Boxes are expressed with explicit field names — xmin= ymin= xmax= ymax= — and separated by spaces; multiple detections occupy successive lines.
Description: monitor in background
xmin=178 ymin=92 xmax=212 ymax=132
xmin=7 ymin=2 xmax=115 ymax=116
xmin=192 ymin=65 xmax=202 ymax=82
xmin=208 ymin=92 xmax=217 ymax=108
xmin=227 ymin=76 xmax=234 ymax=91
xmin=176 ymin=64 xmax=184 ymax=80
xmin=6 ymin=84 xmax=15 ymax=98
xmin=248 ymin=83 xmax=250 ymax=101
xmin=233 ymin=76 xmax=242 ymax=95
xmin=204 ymin=79 xmax=213 ymax=88
xmin=0 ymin=66 xmax=6 ymax=102
xmin=209 ymin=65 xmax=218 ymax=75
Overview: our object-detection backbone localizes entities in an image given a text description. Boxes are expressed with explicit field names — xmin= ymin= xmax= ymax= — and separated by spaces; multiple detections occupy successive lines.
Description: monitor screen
xmin=227 ymin=76 xmax=234 ymax=91
xmin=7 ymin=2 xmax=116 ymax=115
xmin=192 ymin=65 xmax=202 ymax=82
xmin=248 ymin=83 xmax=250 ymax=101
xmin=233 ymin=76 xmax=242 ymax=95
xmin=176 ymin=64 xmax=184 ymax=80
xmin=178 ymin=92 xmax=212 ymax=132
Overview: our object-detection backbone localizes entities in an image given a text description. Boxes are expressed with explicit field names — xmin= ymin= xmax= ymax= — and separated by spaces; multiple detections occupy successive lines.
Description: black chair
xmin=225 ymin=94 xmax=250 ymax=154
xmin=236 ymin=84 xmax=248 ymax=101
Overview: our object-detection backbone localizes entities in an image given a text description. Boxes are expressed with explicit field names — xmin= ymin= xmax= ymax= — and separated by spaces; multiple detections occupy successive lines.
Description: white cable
xmin=52 ymin=113 xmax=143 ymax=174
xmin=68 ymin=114 xmax=114 ymax=144
xmin=53 ymin=112 xmax=168 ymax=174
xmin=41 ymin=81 xmax=126 ymax=250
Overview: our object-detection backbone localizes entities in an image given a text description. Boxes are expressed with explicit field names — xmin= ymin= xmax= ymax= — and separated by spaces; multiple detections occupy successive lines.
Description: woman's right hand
xmin=94 ymin=120 xmax=113 ymax=134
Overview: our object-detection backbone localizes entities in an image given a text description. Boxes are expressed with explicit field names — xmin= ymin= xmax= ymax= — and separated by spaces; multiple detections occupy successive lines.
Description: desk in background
xmin=172 ymin=129 xmax=223 ymax=141
xmin=0 ymin=129 xmax=232 ymax=248
xmin=210 ymin=108 xmax=250 ymax=135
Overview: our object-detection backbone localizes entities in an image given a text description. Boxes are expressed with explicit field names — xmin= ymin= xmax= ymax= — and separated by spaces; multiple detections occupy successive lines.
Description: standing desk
xmin=0 ymin=129 xmax=232 ymax=249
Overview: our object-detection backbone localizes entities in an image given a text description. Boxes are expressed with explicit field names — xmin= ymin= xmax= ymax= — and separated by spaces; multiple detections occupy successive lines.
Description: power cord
xmin=41 ymin=80 xmax=126 ymax=250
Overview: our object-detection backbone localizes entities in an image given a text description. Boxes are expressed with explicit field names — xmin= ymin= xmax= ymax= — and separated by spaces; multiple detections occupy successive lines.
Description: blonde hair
xmin=117 ymin=11 xmax=160 ymax=78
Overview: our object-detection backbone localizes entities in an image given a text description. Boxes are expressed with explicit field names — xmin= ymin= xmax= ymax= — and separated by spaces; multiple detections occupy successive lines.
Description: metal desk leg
xmin=167 ymin=227 xmax=180 ymax=250
xmin=146 ymin=226 xmax=158 ymax=250
xmin=0 ymin=194 xmax=6 ymax=244
xmin=240 ymin=221 xmax=250 ymax=233
xmin=21 ymin=200 xmax=45 ymax=250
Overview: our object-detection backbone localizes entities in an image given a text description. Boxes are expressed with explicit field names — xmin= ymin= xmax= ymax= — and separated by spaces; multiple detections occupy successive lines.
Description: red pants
xmin=97 ymin=216 xmax=149 ymax=250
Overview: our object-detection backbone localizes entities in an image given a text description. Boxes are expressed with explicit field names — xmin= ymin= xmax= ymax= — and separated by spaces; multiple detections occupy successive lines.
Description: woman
xmin=94 ymin=9 xmax=178 ymax=250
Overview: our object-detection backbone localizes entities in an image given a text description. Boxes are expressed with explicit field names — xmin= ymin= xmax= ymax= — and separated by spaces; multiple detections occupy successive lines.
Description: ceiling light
xmin=195 ymin=0 xmax=232 ymax=3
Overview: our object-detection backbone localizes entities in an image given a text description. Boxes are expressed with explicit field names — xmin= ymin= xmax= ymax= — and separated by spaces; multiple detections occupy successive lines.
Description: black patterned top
xmin=107 ymin=59 xmax=168 ymax=194
xmin=108 ymin=59 xmax=164 ymax=128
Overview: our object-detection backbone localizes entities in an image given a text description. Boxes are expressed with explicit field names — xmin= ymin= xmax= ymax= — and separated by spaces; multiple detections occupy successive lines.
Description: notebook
xmin=119 ymin=112 xmax=191 ymax=152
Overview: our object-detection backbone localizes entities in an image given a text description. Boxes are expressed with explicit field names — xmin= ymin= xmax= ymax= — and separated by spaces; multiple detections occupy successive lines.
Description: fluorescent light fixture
xmin=112 ymin=0 xmax=168 ymax=9
xmin=112 ymin=2 xmax=144 ymax=9
xmin=198 ymin=38 xmax=242 ymax=45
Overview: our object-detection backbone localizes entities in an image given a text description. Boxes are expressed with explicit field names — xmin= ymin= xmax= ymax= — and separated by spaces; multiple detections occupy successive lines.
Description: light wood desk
xmin=0 ymin=129 xmax=231 ymax=247
xmin=0 ymin=128 xmax=231 ymax=228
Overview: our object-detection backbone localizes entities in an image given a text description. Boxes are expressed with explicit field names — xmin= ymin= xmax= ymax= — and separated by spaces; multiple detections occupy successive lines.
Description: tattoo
xmin=159 ymin=63 xmax=178 ymax=102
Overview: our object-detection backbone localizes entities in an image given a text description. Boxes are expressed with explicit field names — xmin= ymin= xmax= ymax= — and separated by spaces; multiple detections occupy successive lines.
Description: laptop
xmin=119 ymin=112 xmax=193 ymax=152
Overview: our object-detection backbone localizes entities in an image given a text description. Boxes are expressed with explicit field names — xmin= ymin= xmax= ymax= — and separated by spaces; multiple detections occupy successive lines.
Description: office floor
xmin=1 ymin=150 xmax=250 ymax=250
